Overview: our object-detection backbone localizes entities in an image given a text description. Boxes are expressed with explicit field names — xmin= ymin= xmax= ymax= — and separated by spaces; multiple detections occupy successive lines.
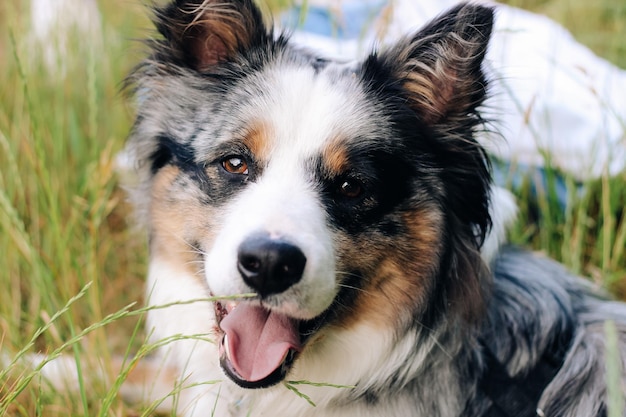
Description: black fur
xmin=118 ymin=1 xmax=626 ymax=416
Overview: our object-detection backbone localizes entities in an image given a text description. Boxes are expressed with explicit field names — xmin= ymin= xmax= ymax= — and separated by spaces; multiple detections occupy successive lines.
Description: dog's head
xmin=125 ymin=0 xmax=494 ymax=389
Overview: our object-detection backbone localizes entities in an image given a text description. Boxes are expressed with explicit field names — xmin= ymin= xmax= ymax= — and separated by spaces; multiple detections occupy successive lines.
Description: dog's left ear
xmin=152 ymin=0 xmax=271 ymax=72
xmin=361 ymin=3 xmax=495 ymax=247
xmin=366 ymin=3 xmax=494 ymax=126
xmin=361 ymin=4 xmax=495 ymax=323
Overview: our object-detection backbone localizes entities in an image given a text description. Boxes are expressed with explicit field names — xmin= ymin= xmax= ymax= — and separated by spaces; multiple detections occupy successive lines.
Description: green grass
xmin=0 ymin=1 xmax=150 ymax=414
xmin=0 ymin=0 xmax=624 ymax=415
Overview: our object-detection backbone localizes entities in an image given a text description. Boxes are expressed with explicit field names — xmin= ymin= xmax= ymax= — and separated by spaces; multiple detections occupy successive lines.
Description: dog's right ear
xmin=152 ymin=0 xmax=270 ymax=72
xmin=362 ymin=3 xmax=493 ymax=128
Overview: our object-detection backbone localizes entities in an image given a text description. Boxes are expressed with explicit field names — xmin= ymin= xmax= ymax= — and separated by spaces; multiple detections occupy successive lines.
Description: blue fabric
xmin=492 ymin=160 xmax=581 ymax=209
xmin=281 ymin=0 xmax=387 ymax=39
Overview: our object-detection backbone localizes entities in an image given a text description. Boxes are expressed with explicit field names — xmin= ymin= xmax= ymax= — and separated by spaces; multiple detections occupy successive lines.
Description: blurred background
xmin=0 ymin=0 xmax=624 ymax=415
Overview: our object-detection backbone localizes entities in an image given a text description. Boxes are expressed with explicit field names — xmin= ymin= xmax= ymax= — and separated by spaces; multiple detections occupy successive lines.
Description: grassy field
xmin=0 ymin=0 xmax=624 ymax=415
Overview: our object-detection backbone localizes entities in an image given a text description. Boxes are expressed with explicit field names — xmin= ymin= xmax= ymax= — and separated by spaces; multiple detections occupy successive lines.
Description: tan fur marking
xmin=393 ymin=31 xmax=487 ymax=125
xmin=242 ymin=122 xmax=274 ymax=162
xmin=149 ymin=166 xmax=214 ymax=275
xmin=337 ymin=208 xmax=444 ymax=329
xmin=322 ymin=140 xmax=350 ymax=176
xmin=401 ymin=54 xmax=462 ymax=125
xmin=184 ymin=1 xmax=261 ymax=69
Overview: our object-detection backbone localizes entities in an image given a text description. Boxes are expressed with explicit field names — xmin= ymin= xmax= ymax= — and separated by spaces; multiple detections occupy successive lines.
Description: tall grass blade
xmin=605 ymin=320 xmax=625 ymax=417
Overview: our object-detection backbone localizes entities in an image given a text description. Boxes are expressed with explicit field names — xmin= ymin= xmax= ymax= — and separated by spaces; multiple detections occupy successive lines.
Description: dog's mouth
xmin=215 ymin=300 xmax=309 ymax=389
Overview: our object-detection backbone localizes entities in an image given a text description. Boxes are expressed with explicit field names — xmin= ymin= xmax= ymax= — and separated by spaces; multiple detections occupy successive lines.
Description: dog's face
xmin=126 ymin=0 xmax=493 ymax=389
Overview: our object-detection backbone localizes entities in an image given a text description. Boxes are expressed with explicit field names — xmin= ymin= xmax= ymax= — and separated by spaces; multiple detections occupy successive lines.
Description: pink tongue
xmin=220 ymin=304 xmax=301 ymax=382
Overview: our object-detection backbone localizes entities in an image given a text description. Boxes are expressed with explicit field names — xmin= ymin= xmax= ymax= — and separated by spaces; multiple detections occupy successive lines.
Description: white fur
xmin=144 ymin=264 xmax=458 ymax=417
xmin=143 ymin=64 xmax=518 ymax=416
xmin=20 ymin=57 xmax=519 ymax=417
xmin=142 ymin=259 xmax=223 ymax=414
xmin=481 ymin=187 xmax=518 ymax=263
xmin=206 ymin=65 xmax=381 ymax=318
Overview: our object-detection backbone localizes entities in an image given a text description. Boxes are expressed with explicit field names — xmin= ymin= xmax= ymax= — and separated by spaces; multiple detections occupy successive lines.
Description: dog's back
xmin=18 ymin=1 xmax=624 ymax=416
xmin=115 ymin=1 xmax=626 ymax=416
xmin=479 ymin=249 xmax=626 ymax=416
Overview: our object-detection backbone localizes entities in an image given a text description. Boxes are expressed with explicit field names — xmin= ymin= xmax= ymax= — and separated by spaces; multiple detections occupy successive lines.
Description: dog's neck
xmin=232 ymin=320 xmax=469 ymax=417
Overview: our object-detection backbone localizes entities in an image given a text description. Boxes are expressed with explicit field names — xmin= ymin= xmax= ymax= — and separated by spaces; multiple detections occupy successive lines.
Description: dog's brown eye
xmin=222 ymin=156 xmax=249 ymax=175
xmin=338 ymin=179 xmax=362 ymax=198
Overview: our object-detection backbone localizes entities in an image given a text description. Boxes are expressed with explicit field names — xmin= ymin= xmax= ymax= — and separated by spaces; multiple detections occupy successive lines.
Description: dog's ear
xmin=360 ymin=4 xmax=495 ymax=324
xmin=366 ymin=4 xmax=493 ymax=126
xmin=152 ymin=0 xmax=270 ymax=71
xmin=364 ymin=3 xmax=494 ymax=243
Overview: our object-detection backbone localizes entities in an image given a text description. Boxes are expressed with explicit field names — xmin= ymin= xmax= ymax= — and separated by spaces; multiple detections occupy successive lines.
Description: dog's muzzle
xmin=217 ymin=233 xmax=308 ymax=388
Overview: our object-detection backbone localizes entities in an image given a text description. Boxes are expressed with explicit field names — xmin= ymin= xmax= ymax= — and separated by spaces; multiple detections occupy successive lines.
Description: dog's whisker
xmin=158 ymin=229 xmax=209 ymax=257
xmin=335 ymin=271 xmax=361 ymax=278
xmin=107 ymin=0 xmax=626 ymax=414
xmin=183 ymin=260 xmax=205 ymax=271
xmin=335 ymin=282 xmax=371 ymax=295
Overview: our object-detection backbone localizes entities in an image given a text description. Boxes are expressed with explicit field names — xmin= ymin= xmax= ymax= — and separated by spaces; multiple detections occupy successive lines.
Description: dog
xmin=115 ymin=0 xmax=626 ymax=415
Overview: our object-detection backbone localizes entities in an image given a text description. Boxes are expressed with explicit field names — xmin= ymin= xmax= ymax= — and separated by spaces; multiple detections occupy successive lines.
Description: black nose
xmin=237 ymin=235 xmax=307 ymax=296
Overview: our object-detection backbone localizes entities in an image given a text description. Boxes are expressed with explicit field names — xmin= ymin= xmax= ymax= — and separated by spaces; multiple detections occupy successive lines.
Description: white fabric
xmin=284 ymin=0 xmax=626 ymax=180
xmin=30 ymin=0 xmax=101 ymax=75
